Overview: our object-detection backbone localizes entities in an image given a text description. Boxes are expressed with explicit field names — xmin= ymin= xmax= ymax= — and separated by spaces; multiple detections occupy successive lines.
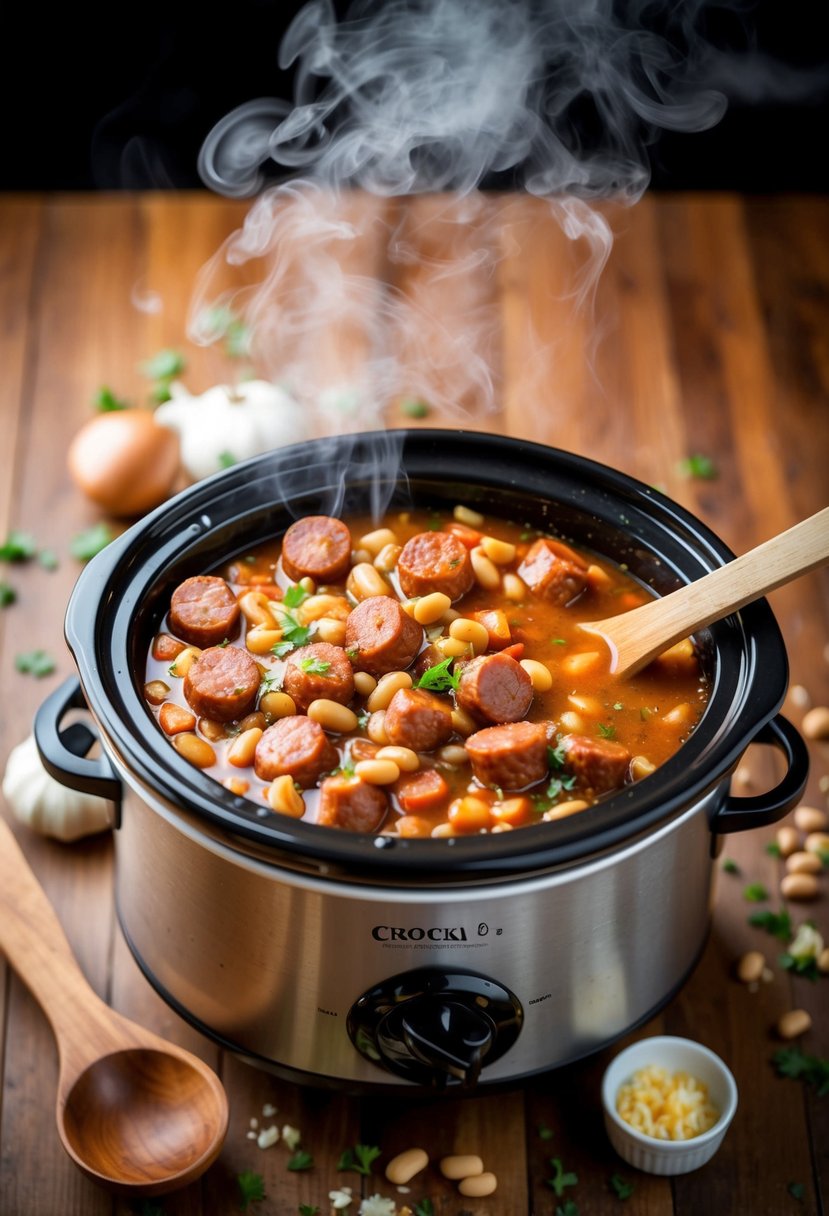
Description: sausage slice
xmin=183 ymin=645 xmax=260 ymax=722
xmin=456 ymin=653 xmax=533 ymax=724
xmin=383 ymin=687 xmax=454 ymax=752
xmin=345 ymin=595 xmax=424 ymax=676
xmin=168 ymin=575 xmax=241 ymax=648
xmin=281 ymin=515 xmax=352 ymax=584
xmin=562 ymin=734 xmax=631 ymax=794
xmin=397 ymin=531 xmax=474 ymax=602
xmin=394 ymin=768 xmax=449 ymax=815
xmin=254 ymin=716 xmax=339 ymax=787
xmin=465 ymin=721 xmax=550 ymax=789
xmin=317 ymin=774 xmax=388 ymax=832
xmin=282 ymin=642 xmax=355 ymax=712
xmin=517 ymin=538 xmax=588 ymax=606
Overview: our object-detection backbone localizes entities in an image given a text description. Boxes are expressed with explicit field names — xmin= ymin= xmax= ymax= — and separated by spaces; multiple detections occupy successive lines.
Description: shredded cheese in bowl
xmin=616 ymin=1065 xmax=720 ymax=1141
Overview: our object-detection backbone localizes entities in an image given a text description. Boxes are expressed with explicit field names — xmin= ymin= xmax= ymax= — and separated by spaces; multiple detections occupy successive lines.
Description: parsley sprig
xmin=414 ymin=656 xmax=460 ymax=693
xmin=237 ymin=1168 xmax=266 ymax=1210
xmin=773 ymin=1046 xmax=829 ymax=1097
xmin=337 ymin=1143 xmax=382 ymax=1176
xmin=287 ymin=1149 xmax=314 ymax=1171
xmin=743 ymin=882 xmax=769 ymax=903
xmin=547 ymin=1157 xmax=578 ymax=1197
xmin=749 ymin=908 xmax=792 ymax=940
xmin=299 ymin=657 xmax=331 ymax=676
xmin=609 ymin=1173 xmax=634 ymax=1199
xmin=271 ymin=607 xmax=311 ymax=657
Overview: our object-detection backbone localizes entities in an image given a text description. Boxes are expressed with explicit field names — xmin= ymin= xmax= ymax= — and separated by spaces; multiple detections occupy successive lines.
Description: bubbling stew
xmin=143 ymin=507 xmax=708 ymax=837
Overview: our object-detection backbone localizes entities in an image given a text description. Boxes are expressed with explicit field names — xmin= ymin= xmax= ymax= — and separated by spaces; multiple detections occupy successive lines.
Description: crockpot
xmin=37 ymin=430 xmax=808 ymax=1092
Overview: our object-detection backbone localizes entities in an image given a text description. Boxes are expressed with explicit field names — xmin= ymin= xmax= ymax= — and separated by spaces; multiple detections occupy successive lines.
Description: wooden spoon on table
xmin=579 ymin=506 xmax=829 ymax=678
xmin=0 ymin=814 xmax=229 ymax=1196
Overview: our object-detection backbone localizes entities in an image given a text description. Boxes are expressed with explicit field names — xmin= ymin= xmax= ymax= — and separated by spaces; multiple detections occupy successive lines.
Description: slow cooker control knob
xmin=347 ymin=968 xmax=523 ymax=1089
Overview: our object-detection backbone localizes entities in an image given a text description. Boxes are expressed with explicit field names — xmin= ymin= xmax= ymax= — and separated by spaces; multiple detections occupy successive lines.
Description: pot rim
xmin=65 ymin=428 xmax=788 ymax=877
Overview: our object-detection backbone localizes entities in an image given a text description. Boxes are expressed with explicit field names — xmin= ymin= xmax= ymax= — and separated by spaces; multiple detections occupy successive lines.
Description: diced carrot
xmin=152 ymin=633 xmax=186 ymax=662
xmin=159 ymin=703 xmax=197 ymax=735
xmin=395 ymin=814 xmax=434 ymax=838
xmin=236 ymin=582 xmax=281 ymax=602
xmin=472 ymin=608 xmax=512 ymax=650
xmin=446 ymin=521 xmax=483 ymax=548
xmin=395 ymin=768 xmax=450 ymax=814
xmin=448 ymin=795 xmax=493 ymax=833
xmin=619 ymin=592 xmax=648 ymax=609
xmin=490 ymin=796 xmax=533 ymax=827
xmin=500 ymin=642 xmax=525 ymax=661
xmin=350 ymin=739 xmax=380 ymax=763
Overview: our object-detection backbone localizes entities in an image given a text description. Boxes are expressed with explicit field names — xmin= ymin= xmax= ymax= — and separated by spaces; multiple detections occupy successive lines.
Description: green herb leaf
xmin=743 ymin=882 xmax=770 ymax=903
xmin=345 ymin=644 xmax=359 ymax=661
xmin=537 ymin=1121 xmax=554 ymax=1141
xmin=139 ymin=349 xmax=186 ymax=381
xmin=779 ymin=952 xmax=820 ymax=982
xmin=298 ymin=657 xmax=331 ymax=676
xmin=555 ymin=1203 xmax=579 ymax=1216
xmin=337 ymin=1143 xmax=382 ymax=1176
xmin=356 ymin=709 xmax=370 ymax=729
xmin=37 ymin=549 xmax=59 ymax=571
xmin=198 ymin=306 xmax=252 ymax=358
xmin=271 ymin=640 xmax=296 ymax=658
xmin=0 ymin=531 xmax=38 ymax=562
xmin=788 ymin=1181 xmax=806 ymax=1201
xmin=299 ymin=1206 xmax=321 ymax=1216
xmin=749 ymin=908 xmax=792 ymax=941
xmin=400 ymin=397 xmax=431 ymax=419
xmin=721 ymin=858 xmax=739 ymax=874
xmin=15 ymin=649 xmax=56 ymax=678
xmin=218 ymin=451 xmax=237 ymax=469
xmin=0 ymin=582 xmax=16 ymax=608
xmin=598 ymin=722 xmax=616 ymax=739
xmin=613 ymin=701 xmax=624 ymax=711
xmin=283 ymin=584 xmax=310 ymax=609
xmin=287 ymin=1149 xmax=314 ymax=1171
xmin=551 ymin=637 xmax=567 ymax=645
xmin=773 ymin=1046 xmax=829 ymax=1096
xmin=547 ymin=1157 xmax=578 ymax=1198
xmin=765 ymin=841 xmax=782 ymax=857
xmin=548 ymin=744 xmax=566 ymax=770
xmin=610 ymin=1173 xmax=635 ymax=1200
xmin=237 ymin=1169 xmax=266 ymax=1210
xmin=70 ymin=523 xmax=114 ymax=561
xmin=94 ymin=385 xmax=129 ymax=412
xmin=546 ymin=775 xmax=577 ymax=800
xmin=149 ymin=381 xmax=174 ymax=405
xmin=415 ymin=656 xmax=459 ymax=693
xmin=413 ymin=1199 xmax=435 ymax=1216
xmin=677 ymin=453 xmax=718 ymax=480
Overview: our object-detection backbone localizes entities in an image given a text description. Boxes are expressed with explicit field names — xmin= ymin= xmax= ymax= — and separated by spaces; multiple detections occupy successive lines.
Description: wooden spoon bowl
xmin=0 ymin=814 xmax=229 ymax=1195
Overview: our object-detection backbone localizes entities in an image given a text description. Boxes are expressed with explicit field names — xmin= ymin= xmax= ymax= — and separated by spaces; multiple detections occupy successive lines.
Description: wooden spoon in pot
xmin=579 ymin=506 xmax=829 ymax=678
xmin=0 ymin=813 xmax=229 ymax=1195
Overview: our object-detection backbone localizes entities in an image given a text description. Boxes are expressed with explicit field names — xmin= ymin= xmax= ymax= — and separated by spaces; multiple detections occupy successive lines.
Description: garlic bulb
xmin=2 ymin=734 xmax=112 ymax=842
xmin=155 ymin=380 xmax=310 ymax=481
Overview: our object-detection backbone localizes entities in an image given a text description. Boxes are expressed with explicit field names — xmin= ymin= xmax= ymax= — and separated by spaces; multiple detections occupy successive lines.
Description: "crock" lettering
xmin=371 ymin=925 xmax=469 ymax=941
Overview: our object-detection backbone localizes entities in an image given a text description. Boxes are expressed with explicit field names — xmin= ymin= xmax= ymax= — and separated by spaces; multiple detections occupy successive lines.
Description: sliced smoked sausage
xmin=456 ymin=653 xmax=533 ymax=724
xmin=345 ymin=595 xmax=424 ymax=676
xmin=183 ymin=645 xmax=260 ymax=722
xmin=254 ymin=716 xmax=339 ymax=787
xmin=465 ymin=721 xmax=550 ymax=789
xmin=282 ymin=642 xmax=355 ymax=712
xmin=383 ymin=687 xmax=454 ymax=751
xmin=562 ymin=734 xmax=631 ymax=794
xmin=168 ymin=575 xmax=241 ymax=648
xmin=317 ymin=774 xmax=388 ymax=832
xmin=397 ymin=531 xmax=474 ymax=602
xmin=281 ymin=515 xmax=352 ymax=584
xmin=517 ymin=538 xmax=588 ymax=606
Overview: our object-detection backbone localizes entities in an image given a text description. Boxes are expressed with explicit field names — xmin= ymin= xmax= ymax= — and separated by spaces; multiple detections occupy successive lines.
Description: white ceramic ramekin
xmin=601 ymin=1035 xmax=738 ymax=1175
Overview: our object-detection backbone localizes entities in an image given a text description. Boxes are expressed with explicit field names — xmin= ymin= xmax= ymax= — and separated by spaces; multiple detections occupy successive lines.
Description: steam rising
xmin=191 ymin=0 xmax=796 ymax=439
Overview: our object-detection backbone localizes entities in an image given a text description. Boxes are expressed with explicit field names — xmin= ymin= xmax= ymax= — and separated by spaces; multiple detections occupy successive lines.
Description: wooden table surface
xmin=0 ymin=191 xmax=827 ymax=1215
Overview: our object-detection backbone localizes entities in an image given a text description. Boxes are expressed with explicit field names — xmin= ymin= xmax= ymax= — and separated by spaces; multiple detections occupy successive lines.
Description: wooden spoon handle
xmin=582 ymin=506 xmax=829 ymax=677
xmin=0 ymin=814 xmax=125 ymax=1065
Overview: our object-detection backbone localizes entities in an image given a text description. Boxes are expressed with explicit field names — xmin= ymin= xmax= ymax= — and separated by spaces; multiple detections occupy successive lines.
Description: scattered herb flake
xmin=613 ymin=701 xmax=623 ymax=711
xmin=356 ymin=709 xmax=371 ymax=729
xmin=272 ymin=640 xmax=296 ymax=658
xmin=94 ymin=385 xmax=129 ymax=412
xmin=537 ymin=1122 xmax=554 ymax=1141
xmin=520 ymin=531 xmax=534 ymax=541
xmin=284 ymin=584 xmax=310 ymax=609
xmin=721 ymin=858 xmax=740 ymax=874
xmin=70 ymin=522 xmax=114 ymax=561
xmin=765 ymin=841 xmax=782 ymax=858
xmin=413 ymin=1200 xmax=434 ymax=1216
xmin=0 ymin=531 xmax=37 ymax=562
xmin=299 ymin=657 xmax=331 ymax=676
xmin=780 ymin=952 xmax=820 ymax=981
xmin=37 ymin=548 xmax=58 ymax=571
xmin=743 ymin=882 xmax=770 ymax=903
xmin=0 ymin=582 xmax=16 ymax=608
xmin=198 ymin=305 xmax=252 ymax=358
xmin=609 ymin=1173 xmax=635 ymax=1200
xmin=598 ymin=722 xmax=616 ymax=739
xmin=551 ymin=637 xmax=567 ymax=645
xmin=677 ymin=453 xmax=718 ymax=481
xmin=555 ymin=1203 xmax=579 ymax=1216
xmin=139 ymin=349 xmax=186 ymax=381
xmin=788 ymin=1181 xmax=806 ymax=1201
xmin=548 ymin=743 xmax=566 ymax=769
xmin=218 ymin=450 xmax=237 ymax=469
xmin=773 ymin=1046 xmax=829 ymax=1096
xmin=337 ymin=1144 xmax=382 ymax=1176
xmin=287 ymin=1149 xmax=314 ymax=1171
xmin=237 ymin=1168 xmax=266 ymax=1210
xmin=400 ymin=397 xmax=431 ymax=419
xmin=345 ymin=645 xmax=359 ymax=661
xmin=15 ymin=649 xmax=56 ymax=678
xmin=415 ymin=656 xmax=460 ymax=693
xmin=749 ymin=908 xmax=792 ymax=941
xmin=427 ymin=517 xmax=443 ymax=530
xmin=547 ymin=1157 xmax=578 ymax=1197
xmin=149 ymin=381 xmax=174 ymax=405
xmin=546 ymin=775 xmax=577 ymax=800
xmin=272 ymin=608 xmax=311 ymax=654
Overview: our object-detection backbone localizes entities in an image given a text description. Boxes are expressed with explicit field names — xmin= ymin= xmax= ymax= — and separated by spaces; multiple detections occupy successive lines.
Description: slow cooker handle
xmin=711 ymin=715 xmax=809 ymax=835
xmin=34 ymin=677 xmax=123 ymax=811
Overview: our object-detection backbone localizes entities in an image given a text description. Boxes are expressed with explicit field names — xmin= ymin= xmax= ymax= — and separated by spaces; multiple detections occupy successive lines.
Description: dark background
xmin=5 ymin=0 xmax=828 ymax=193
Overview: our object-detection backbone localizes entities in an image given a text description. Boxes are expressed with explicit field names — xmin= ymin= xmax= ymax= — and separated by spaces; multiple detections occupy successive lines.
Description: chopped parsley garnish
xmin=597 ymin=722 xmax=616 ymax=739
xmin=139 ymin=348 xmax=186 ymax=381
xmin=356 ymin=709 xmax=371 ymax=729
xmin=639 ymin=706 xmax=651 ymax=721
xmin=546 ymin=775 xmax=577 ymax=800
xmin=427 ymin=517 xmax=443 ymax=530
xmin=37 ymin=549 xmax=58 ymax=571
xmin=677 ymin=453 xmax=718 ymax=481
xmin=237 ymin=1169 xmax=266 ymax=1209
xmin=337 ymin=1143 xmax=382 ymax=1176
xmin=537 ymin=1122 xmax=554 ymax=1140
xmin=0 ymin=530 xmax=37 ymax=561
xmin=779 ymin=951 xmax=820 ymax=982
xmin=743 ymin=882 xmax=769 ymax=903
xmin=299 ymin=657 xmax=331 ymax=676
xmin=345 ymin=645 xmax=359 ymax=661
xmin=415 ymin=656 xmax=460 ymax=693
xmin=765 ymin=841 xmax=782 ymax=858
xmin=520 ymin=530 xmax=534 ymax=541
xmin=547 ymin=1157 xmax=578 ymax=1197
xmin=0 ymin=583 xmax=16 ymax=608
xmin=548 ymin=743 xmax=566 ymax=769
xmin=551 ymin=637 xmax=567 ymax=645
xmin=197 ymin=305 xmax=252 ymax=358
xmin=259 ymin=670 xmax=282 ymax=696
xmin=283 ymin=584 xmax=309 ymax=609
xmin=721 ymin=858 xmax=739 ymax=874
xmin=217 ymin=450 xmax=236 ymax=469
xmin=400 ymin=397 xmax=431 ymax=419
xmin=287 ymin=1150 xmax=314 ymax=1171
xmin=749 ymin=907 xmax=792 ymax=940
xmin=555 ymin=1203 xmax=579 ymax=1216
xmin=773 ymin=1046 xmax=829 ymax=1096
xmin=609 ymin=1173 xmax=634 ymax=1200
xmin=94 ymin=385 xmax=129 ymax=412
xmin=70 ymin=522 xmax=114 ymax=561
xmin=271 ymin=608 xmax=311 ymax=655
xmin=299 ymin=1206 xmax=321 ymax=1216
xmin=413 ymin=1199 xmax=434 ymax=1216
xmin=612 ymin=701 xmax=623 ymax=711
xmin=15 ymin=649 xmax=56 ymax=678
